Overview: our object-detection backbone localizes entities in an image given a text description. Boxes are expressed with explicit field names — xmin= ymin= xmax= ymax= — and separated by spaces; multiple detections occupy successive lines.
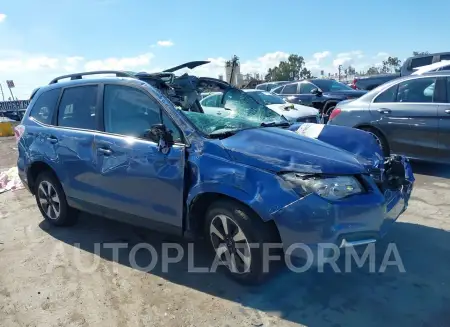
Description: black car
xmin=350 ymin=74 xmax=400 ymax=91
xmin=272 ymin=79 xmax=367 ymax=120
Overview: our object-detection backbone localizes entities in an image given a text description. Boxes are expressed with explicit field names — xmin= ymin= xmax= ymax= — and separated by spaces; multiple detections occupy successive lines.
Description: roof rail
xmin=49 ymin=70 xmax=136 ymax=84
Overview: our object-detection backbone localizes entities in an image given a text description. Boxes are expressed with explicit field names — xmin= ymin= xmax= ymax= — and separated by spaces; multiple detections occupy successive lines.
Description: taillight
xmin=14 ymin=124 xmax=25 ymax=143
xmin=351 ymin=78 xmax=358 ymax=89
xmin=329 ymin=108 xmax=342 ymax=121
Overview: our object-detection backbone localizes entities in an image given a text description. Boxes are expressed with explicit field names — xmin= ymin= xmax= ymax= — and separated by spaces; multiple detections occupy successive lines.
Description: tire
xmin=34 ymin=171 xmax=78 ymax=226
xmin=324 ymin=102 xmax=337 ymax=116
xmin=205 ymin=199 xmax=282 ymax=285
xmin=360 ymin=127 xmax=390 ymax=157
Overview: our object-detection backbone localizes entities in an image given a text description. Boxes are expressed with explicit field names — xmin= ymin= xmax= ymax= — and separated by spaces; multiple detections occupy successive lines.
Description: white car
xmin=200 ymin=89 xmax=319 ymax=123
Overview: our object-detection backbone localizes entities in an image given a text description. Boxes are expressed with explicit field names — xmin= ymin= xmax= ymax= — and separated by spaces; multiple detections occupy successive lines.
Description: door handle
xmin=47 ymin=136 xmax=58 ymax=144
xmin=377 ymin=108 xmax=392 ymax=114
xmin=445 ymin=109 xmax=450 ymax=114
xmin=98 ymin=147 xmax=113 ymax=156
xmin=216 ymin=111 xmax=222 ymax=115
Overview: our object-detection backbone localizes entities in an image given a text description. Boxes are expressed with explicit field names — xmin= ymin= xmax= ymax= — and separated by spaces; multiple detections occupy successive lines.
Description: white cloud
xmin=0 ymin=14 xmax=6 ymax=23
xmin=156 ymin=40 xmax=174 ymax=47
xmin=0 ymin=48 xmax=389 ymax=99
xmin=0 ymin=51 xmax=155 ymax=98
xmin=84 ymin=53 xmax=154 ymax=71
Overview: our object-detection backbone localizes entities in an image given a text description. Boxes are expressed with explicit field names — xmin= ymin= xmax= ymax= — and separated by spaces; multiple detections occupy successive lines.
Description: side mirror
xmin=148 ymin=124 xmax=174 ymax=154
xmin=311 ymin=88 xmax=323 ymax=96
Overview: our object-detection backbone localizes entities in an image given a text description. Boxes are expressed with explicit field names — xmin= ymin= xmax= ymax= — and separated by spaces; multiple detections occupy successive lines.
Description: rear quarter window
xmin=29 ymin=88 xmax=61 ymax=125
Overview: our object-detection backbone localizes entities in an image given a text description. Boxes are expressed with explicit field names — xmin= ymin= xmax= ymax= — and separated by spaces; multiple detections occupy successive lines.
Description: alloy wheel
xmin=209 ymin=214 xmax=252 ymax=274
xmin=37 ymin=180 xmax=61 ymax=220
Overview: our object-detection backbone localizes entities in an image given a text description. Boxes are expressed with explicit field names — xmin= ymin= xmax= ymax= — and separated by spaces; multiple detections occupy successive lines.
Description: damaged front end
xmin=292 ymin=122 xmax=415 ymax=205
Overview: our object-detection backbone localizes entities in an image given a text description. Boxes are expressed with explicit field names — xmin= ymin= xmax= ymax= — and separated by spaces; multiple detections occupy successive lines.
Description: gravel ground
xmin=1 ymin=136 xmax=449 ymax=327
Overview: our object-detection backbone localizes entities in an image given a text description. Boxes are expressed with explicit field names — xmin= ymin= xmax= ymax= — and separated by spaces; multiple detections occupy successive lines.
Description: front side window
xmin=29 ymin=88 xmax=61 ymax=124
xmin=396 ymin=78 xmax=436 ymax=103
xmin=57 ymin=85 xmax=98 ymax=130
xmin=103 ymin=84 xmax=161 ymax=138
xmin=281 ymin=83 xmax=297 ymax=94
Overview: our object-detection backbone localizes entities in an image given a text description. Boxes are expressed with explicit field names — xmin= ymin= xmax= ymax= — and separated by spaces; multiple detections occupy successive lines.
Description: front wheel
xmin=205 ymin=199 xmax=282 ymax=284
xmin=35 ymin=171 xmax=78 ymax=226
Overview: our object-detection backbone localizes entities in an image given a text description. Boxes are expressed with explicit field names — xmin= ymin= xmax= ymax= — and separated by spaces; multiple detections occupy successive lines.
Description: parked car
xmin=272 ymin=79 xmax=367 ymax=121
xmin=350 ymin=74 xmax=400 ymax=91
xmin=15 ymin=63 xmax=414 ymax=284
xmin=255 ymin=81 xmax=290 ymax=91
xmin=400 ymin=52 xmax=450 ymax=76
xmin=328 ymin=71 xmax=450 ymax=163
xmin=200 ymin=89 xmax=319 ymax=123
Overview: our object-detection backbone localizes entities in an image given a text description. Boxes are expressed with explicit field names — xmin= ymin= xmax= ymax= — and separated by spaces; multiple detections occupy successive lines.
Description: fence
xmin=0 ymin=100 xmax=30 ymax=112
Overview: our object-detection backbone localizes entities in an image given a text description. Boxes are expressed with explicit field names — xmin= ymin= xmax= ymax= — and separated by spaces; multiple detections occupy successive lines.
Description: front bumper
xmin=272 ymin=159 xmax=414 ymax=261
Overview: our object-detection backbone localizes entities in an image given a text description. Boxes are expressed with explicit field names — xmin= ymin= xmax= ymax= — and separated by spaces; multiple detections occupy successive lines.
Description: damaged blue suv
xmin=16 ymin=62 xmax=414 ymax=284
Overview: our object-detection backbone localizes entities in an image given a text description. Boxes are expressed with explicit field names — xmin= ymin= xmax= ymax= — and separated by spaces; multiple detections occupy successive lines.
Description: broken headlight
xmin=281 ymin=173 xmax=364 ymax=200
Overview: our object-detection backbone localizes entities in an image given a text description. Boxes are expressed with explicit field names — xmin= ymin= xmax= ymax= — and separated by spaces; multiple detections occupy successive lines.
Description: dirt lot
xmin=1 ymin=136 xmax=449 ymax=327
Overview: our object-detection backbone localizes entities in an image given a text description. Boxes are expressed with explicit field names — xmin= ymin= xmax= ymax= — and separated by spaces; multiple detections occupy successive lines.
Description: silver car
xmin=327 ymin=71 xmax=450 ymax=163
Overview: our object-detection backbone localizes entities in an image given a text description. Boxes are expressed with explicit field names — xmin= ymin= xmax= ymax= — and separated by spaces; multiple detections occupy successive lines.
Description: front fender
xmin=186 ymin=153 xmax=299 ymax=223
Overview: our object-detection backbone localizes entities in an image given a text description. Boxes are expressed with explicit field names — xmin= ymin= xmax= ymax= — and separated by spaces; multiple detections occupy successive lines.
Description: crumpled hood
xmin=266 ymin=103 xmax=318 ymax=120
xmin=220 ymin=127 xmax=366 ymax=175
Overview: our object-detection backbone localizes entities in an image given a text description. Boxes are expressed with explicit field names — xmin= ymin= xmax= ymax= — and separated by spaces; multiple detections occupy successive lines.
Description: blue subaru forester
xmin=16 ymin=64 xmax=414 ymax=284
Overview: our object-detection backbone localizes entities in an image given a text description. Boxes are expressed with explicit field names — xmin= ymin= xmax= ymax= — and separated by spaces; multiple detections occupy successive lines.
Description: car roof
xmin=36 ymin=76 xmax=144 ymax=95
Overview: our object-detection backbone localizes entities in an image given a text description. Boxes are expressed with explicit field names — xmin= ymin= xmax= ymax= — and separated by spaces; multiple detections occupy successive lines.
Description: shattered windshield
xmin=246 ymin=90 xmax=286 ymax=105
xmin=182 ymin=112 xmax=261 ymax=136
xmin=183 ymin=88 xmax=289 ymax=136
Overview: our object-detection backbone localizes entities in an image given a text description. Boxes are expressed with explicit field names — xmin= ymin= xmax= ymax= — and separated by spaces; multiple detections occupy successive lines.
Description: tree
xmin=345 ymin=65 xmax=356 ymax=76
xmin=413 ymin=51 xmax=430 ymax=56
xmin=381 ymin=56 xmax=401 ymax=73
xmin=366 ymin=66 xmax=380 ymax=75
xmin=265 ymin=54 xmax=312 ymax=81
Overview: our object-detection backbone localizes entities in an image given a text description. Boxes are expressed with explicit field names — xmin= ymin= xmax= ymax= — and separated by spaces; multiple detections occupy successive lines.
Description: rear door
xmin=93 ymin=83 xmax=186 ymax=231
xmin=370 ymin=77 xmax=439 ymax=160
xmin=53 ymin=84 xmax=101 ymax=205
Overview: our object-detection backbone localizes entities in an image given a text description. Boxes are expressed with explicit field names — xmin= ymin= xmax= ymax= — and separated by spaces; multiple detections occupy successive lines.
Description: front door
xmin=437 ymin=77 xmax=450 ymax=161
xmin=370 ymin=77 xmax=439 ymax=159
xmin=93 ymin=84 xmax=186 ymax=231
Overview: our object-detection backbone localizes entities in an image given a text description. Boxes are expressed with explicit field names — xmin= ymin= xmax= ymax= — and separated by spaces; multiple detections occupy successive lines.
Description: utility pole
xmin=338 ymin=65 xmax=343 ymax=81
xmin=0 ymin=83 xmax=4 ymax=101
xmin=228 ymin=55 xmax=239 ymax=85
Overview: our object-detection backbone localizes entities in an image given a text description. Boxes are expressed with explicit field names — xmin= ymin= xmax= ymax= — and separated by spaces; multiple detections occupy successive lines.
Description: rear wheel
xmin=205 ymin=199 xmax=282 ymax=284
xmin=360 ymin=127 xmax=390 ymax=157
xmin=35 ymin=171 xmax=78 ymax=226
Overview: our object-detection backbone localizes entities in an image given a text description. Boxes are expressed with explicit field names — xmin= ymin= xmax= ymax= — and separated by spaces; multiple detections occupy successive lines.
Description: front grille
xmin=297 ymin=115 xmax=318 ymax=123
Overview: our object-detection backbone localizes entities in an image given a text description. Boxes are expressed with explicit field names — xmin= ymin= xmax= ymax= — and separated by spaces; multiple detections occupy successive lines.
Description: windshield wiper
xmin=209 ymin=130 xmax=240 ymax=139
xmin=260 ymin=121 xmax=291 ymax=127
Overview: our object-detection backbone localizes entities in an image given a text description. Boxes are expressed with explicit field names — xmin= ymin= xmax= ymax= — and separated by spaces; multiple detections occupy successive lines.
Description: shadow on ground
xmin=410 ymin=161 xmax=450 ymax=179
xmin=40 ymin=213 xmax=450 ymax=327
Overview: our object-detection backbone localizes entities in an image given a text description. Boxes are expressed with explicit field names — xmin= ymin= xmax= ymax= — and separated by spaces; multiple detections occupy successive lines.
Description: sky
xmin=1 ymin=0 xmax=449 ymax=99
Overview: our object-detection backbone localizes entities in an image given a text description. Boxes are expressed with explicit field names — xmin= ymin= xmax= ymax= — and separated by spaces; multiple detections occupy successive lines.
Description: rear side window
xmin=374 ymin=85 xmax=398 ymax=103
xmin=29 ymin=88 xmax=61 ymax=125
xmin=281 ymin=83 xmax=297 ymax=94
xmin=272 ymin=86 xmax=283 ymax=94
xmin=57 ymin=86 xmax=98 ymax=130
xmin=439 ymin=54 xmax=450 ymax=61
